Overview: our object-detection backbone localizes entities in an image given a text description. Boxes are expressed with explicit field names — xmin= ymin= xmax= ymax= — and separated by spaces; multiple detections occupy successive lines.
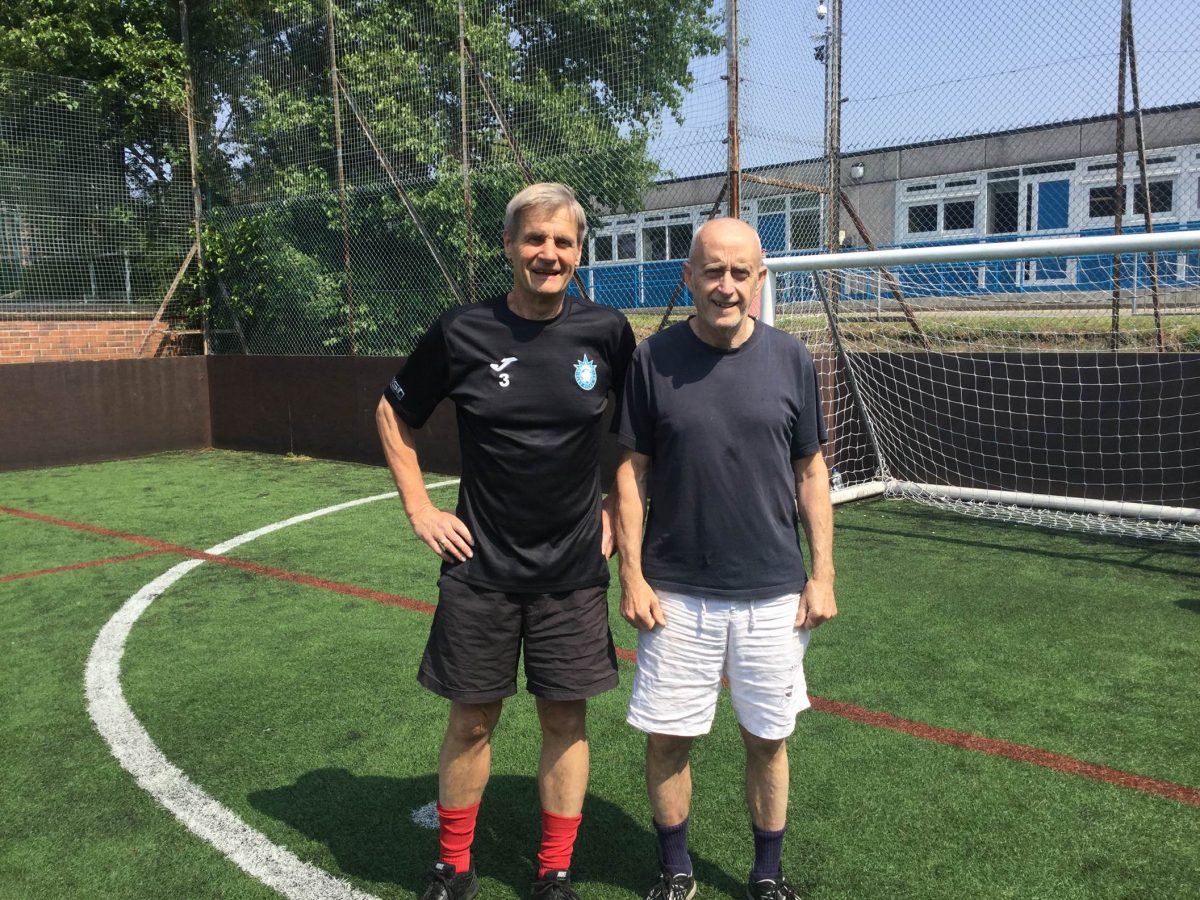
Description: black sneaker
xmin=531 ymin=868 xmax=580 ymax=900
xmin=746 ymin=873 xmax=800 ymax=900
xmin=645 ymin=870 xmax=697 ymax=900
xmin=421 ymin=861 xmax=480 ymax=900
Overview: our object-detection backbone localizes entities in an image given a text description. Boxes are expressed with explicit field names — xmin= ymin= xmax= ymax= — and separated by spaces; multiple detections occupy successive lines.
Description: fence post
xmin=326 ymin=0 xmax=356 ymax=353
xmin=179 ymin=0 xmax=208 ymax=354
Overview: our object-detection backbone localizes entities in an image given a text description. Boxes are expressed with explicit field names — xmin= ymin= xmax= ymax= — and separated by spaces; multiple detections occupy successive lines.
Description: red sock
xmin=437 ymin=801 xmax=480 ymax=873
xmin=537 ymin=809 xmax=583 ymax=878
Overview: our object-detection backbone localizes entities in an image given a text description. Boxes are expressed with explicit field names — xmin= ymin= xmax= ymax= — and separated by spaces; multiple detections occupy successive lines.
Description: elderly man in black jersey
xmin=614 ymin=217 xmax=836 ymax=900
xmin=376 ymin=183 xmax=635 ymax=900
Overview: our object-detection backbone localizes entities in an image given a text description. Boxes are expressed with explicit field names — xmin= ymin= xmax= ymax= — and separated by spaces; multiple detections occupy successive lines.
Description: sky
xmin=647 ymin=0 xmax=1200 ymax=178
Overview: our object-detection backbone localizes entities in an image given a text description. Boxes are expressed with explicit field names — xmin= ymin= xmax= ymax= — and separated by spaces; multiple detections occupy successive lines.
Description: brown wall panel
xmin=0 ymin=357 xmax=211 ymax=471
xmin=206 ymin=356 xmax=624 ymax=483
xmin=206 ymin=356 xmax=462 ymax=474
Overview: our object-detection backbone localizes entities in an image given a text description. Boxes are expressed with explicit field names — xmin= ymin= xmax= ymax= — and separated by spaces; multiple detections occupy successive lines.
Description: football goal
xmin=761 ymin=230 xmax=1200 ymax=543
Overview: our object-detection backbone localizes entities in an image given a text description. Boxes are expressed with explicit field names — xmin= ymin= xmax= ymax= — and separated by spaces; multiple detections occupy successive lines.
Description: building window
xmin=643 ymin=226 xmax=667 ymax=261
xmin=790 ymin=210 xmax=820 ymax=249
xmin=617 ymin=232 xmax=637 ymax=260
xmin=758 ymin=197 xmax=786 ymax=214
xmin=987 ymin=180 xmax=1019 ymax=234
xmin=758 ymin=213 xmax=787 ymax=253
xmin=1133 ymin=179 xmax=1173 ymax=215
xmin=943 ymin=200 xmax=976 ymax=231
xmin=668 ymin=223 xmax=693 ymax=258
xmin=1089 ymin=185 xmax=1122 ymax=218
xmin=593 ymin=233 xmax=613 ymax=263
xmin=908 ymin=204 xmax=938 ymax=234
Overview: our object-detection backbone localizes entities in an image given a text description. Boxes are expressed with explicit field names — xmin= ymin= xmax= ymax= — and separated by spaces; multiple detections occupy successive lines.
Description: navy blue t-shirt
xmin=384 ymin=295 xmax=635 ymax=592
xmin=617 ymin=319 xmax=827 ymax=600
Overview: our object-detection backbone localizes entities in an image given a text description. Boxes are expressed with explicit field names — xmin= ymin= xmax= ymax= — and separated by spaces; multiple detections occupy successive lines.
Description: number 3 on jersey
xmin=491 ymin=356 xmax=517 ymax=388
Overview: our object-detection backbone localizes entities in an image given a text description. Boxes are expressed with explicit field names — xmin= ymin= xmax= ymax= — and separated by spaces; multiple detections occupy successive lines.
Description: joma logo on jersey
xmin=574 ymin=355 xmax=597 ymax=391
xmin=491 ymin=356 xmax=517 ymax=387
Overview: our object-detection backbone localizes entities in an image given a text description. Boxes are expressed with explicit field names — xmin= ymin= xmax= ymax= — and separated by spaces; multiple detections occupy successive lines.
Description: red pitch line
xmin=0 ymin=506 xmax=441 ymax=614
xmin=0 ymin=549 xmax=173 ymax=583
xmin=810 ymin=697 xmax=1200 ymax=807
xmin=5 ymin=503 xmax=1199 ymax=808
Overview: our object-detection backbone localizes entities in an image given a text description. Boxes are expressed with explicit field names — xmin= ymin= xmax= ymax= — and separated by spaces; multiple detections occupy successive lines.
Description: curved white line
xmin=86 ymin=480 xmax=459 ymax=899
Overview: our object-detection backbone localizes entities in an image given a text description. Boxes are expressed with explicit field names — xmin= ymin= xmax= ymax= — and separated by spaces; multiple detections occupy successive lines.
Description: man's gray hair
xmin=504 ymin=182 xmax=588 ymax=244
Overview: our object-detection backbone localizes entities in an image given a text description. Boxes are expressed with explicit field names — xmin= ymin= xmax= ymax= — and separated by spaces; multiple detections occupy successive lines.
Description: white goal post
xmin=760 ymin=229 xmax=1200 ymax=542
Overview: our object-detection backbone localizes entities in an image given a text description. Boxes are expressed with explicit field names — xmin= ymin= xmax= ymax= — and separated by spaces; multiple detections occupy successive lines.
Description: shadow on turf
xmin=1176 ymin=598 xmax=1200 ymax=614
xmin=249 ymin=769 xmax=744 ymax=897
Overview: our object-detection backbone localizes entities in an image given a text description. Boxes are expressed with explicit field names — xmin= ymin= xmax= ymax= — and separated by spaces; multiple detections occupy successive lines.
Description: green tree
xmin=2 ymin=0 xmax=720 ymax=350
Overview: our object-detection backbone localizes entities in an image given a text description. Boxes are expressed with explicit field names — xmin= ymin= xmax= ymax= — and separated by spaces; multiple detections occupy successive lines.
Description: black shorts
xmin=417 ymin=576 xmax=619 ymax=703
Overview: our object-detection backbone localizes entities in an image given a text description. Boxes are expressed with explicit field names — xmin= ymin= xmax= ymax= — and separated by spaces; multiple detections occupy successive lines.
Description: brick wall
xmin=0 ymin=319 xmax=175 ymax=364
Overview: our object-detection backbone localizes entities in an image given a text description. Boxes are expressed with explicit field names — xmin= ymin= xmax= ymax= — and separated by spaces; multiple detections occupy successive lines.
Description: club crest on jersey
xmin=573 ymin=354 xmax=597 ymax=390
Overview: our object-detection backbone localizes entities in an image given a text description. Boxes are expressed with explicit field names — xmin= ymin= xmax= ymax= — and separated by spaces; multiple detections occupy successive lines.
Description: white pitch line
xmin=85 ymin=480 xmax=459 ymax=899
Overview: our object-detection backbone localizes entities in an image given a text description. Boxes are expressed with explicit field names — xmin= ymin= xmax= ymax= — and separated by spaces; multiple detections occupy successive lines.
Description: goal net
xmin=763 ymin=231 xmax=1200 ymax=543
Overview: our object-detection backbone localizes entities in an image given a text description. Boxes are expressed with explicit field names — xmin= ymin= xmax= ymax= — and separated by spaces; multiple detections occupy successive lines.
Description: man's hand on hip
xmin=409 ymin=504 xmax=474 ymax=562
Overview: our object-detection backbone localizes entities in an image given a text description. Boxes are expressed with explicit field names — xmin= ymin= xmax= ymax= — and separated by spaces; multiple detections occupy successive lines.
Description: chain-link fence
xmin=0 ymin=68 xmax=194 ymax=344
xmin=197 ymin=0 xmax=719 ymax=354
xmin=3 ymin=1 xmax=1199 ymax=357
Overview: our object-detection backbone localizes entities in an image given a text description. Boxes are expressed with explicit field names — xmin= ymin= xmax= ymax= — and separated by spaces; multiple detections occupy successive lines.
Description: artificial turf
xmin=1 ymin=450 xmax=1197 ymax=898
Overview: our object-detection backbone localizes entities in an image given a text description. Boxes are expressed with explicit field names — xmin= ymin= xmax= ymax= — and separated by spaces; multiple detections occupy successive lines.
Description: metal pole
xmin=458 ymin=0 xmax=475 ymax=304
xmin=179 ymin=0 xmax=208 ymax=354
xmin=1124 ymin=1 xmax=1165 ymax=351
xmin=726 ymin=0 xmax=741 ymax=217
xmin=826 ymin=0 xmax=842 ymax=259
xmin=462 ymin=39 xmax=591 ymax=302
xmin=326 ymin=0 xmax=356 ymax=353
xmin=1111 ymin=0 xmax=1130 ymax=351
xmin=812 ymin=270 xmax=888 ymax=481
xmin=337 ymin=73 xmax=468 ymax=307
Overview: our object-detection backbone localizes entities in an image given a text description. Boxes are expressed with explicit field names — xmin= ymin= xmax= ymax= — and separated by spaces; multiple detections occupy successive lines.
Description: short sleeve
xmin=382 ymin=316 xmax=450 ymax=428
xmin=616 ymin=343 xmax=656 ymax=457
xmin=790 ymin=343 xmax=828 ymax=460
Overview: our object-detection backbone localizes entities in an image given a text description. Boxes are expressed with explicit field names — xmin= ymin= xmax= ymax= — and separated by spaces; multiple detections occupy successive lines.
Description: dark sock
xmin=750 ymin=823 xmax=786 ymax=882
xmin=654 ymin=818 xmax=692 ymax=877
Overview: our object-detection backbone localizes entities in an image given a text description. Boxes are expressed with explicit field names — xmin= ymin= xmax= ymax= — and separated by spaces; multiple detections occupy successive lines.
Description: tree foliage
xmin=2 ymin=0 xmax=720 ymax=351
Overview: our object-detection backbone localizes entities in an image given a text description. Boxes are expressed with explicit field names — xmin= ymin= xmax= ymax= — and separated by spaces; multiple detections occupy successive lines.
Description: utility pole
xmin=726 ymin=0 xmax=741 ymax=218
xmin=818 ymin=0 xmax=842 ymax=260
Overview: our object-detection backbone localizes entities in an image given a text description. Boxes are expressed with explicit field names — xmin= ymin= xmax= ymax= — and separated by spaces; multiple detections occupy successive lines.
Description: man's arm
xmin=614 ymin=448 xmax=666 ymax=629
xmin=375 ymin=397 xmax=472 ymax=562
xmin=794 ymin=448 xmax=836 ymax=629
xmin=600 ymin=489 xmax=617 ymax=558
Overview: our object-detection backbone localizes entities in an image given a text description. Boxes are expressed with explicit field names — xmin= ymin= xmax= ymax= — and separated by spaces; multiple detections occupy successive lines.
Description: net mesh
xmin=770 ymin=243 xmax=1200 ymax=543
xmin=198 ymin=0 xmax=721 ymax=354
xmin=0 ymin=68 xmax=194 ymax=339
xmin=5 ymin=0 xmax=1200 ymax=359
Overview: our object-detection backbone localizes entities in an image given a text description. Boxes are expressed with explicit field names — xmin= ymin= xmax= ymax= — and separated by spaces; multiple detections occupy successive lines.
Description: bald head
xmin=683 ymin=217 xmax=766 ymax=349
xmin=689 ymin=217 xmax=764 ymax=267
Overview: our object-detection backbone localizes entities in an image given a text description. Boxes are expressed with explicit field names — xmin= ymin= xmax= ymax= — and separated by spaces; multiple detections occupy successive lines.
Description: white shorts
xmin=627 ymin=590 xmax=811 ymax=740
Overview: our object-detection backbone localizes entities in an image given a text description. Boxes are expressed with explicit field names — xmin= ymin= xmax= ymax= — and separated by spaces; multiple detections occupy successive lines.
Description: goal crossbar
xmin=760 ymin=229 xmax=1200 ymax=322
xmin=761 ymin=229 xmax=1200 ymax=541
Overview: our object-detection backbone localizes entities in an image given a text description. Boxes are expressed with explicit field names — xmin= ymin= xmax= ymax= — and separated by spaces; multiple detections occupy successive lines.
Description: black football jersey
xmin=385 ymin=295 xmax=635 ymax=591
